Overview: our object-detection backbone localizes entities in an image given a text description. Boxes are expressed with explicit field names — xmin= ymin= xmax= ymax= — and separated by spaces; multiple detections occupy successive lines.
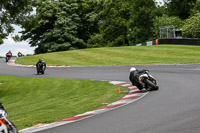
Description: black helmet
xmin=39 ymin=59 xmax=43 ymax=62
xmin=0 ymin=103 xmax=5 ymax=110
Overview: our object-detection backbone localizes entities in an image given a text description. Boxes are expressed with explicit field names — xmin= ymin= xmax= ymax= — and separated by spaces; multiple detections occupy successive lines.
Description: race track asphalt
xmin=1 ymin=58 xmax=200 ymax=133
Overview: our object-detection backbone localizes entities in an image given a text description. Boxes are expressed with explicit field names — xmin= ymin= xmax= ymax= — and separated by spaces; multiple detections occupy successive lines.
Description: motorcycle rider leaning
xmin=36 ymin=59 xmax=46 ymax=69
xmin=129 ymin=67 xmax=150 ymax=90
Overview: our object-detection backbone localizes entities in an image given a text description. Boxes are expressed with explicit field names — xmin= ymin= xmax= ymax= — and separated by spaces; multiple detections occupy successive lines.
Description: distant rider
xmin=129 ymin=67 xmax=150 ymax=90
xmin=36 ymin=59 xmax=46 ymax=70
xmin=6 ymin=51 xmax=12 ymax=58
xmin=17 ymin=52 xmax=22 ymax=57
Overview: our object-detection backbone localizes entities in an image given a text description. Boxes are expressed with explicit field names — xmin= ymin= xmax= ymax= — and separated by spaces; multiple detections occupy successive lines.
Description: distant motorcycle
xmin=5 ymin=54 xmax=12 ymax=62
xmin=0 ymin=118 xmax=18 ymax=133
xmin=17 ymin=52 xmax=22 ymax=57
xmin=138 ymin=71 xmax=159 ymax=91
xmin=36 ymin=63 xmax=46 ymax=74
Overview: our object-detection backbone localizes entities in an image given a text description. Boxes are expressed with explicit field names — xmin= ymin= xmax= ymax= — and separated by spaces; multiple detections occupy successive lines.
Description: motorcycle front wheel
xmin=5 ymin=57 xmax=8 ymax=62
xmin=144 ymin=79 xmax=159 ymax=90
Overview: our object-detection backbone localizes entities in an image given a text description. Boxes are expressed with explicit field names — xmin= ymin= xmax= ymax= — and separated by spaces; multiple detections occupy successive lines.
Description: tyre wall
xmin=158 ymin=38 xmax=200 ymax=45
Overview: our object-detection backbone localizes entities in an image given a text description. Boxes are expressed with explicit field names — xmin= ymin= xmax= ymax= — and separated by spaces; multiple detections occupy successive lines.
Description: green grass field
xmin=16 ymin=45 xmax=200 ymax=66
xmin=0 ymin=75 xmax=128 ymax=129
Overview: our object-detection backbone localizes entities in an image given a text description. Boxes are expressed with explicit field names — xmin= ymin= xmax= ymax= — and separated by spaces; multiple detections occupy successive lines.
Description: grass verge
xmin=0 ymin=75 xmax=128 ymax=129
xmin=16 ymin=45 xmax=200 ymax=66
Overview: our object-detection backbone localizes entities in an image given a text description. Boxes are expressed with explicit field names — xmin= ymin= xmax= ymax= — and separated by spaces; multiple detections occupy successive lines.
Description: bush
xmin=182 ymin=12 xmax=200 ymax=38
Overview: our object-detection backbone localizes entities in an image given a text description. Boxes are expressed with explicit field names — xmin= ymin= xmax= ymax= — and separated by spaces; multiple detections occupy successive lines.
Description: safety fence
xmin=136 ymin=38 xmax=200 ymax=46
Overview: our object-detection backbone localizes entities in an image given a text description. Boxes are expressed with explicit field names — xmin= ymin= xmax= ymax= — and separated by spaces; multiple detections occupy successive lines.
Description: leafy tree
xmin=87 ymin=33 xmax=104 ymax=48
xmin=153 ymin=15 xmax=184 ymax=38
xmin=127 ymin=0 xmax=156 ymax=44
xmin=0 ymin=0 xmax=33 ymax=44
xmin=153 ymin=3 xmax=166 ymax=17
xmin=182 ymin=12 xmax=200 ymax=38
xmin=21 ymin=0 xmax=86 ymax=54
xmin=78 ymin=0 xmax=103 ymax=43
xmin=190 ymin=0 xmax=200 ymax=16
xmin=164 ymin=0 xmax=196 ymax=19
xmin=88 ymin=0 xmax=131 ymax=47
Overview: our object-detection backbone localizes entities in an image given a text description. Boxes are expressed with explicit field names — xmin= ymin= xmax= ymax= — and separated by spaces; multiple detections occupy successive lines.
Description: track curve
xmin=1 ymin=58 xmax=200 ymax=133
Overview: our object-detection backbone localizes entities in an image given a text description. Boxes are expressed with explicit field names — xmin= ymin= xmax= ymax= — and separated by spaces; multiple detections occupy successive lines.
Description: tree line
xmin=0 ymin=0 xmax=199 ymax=54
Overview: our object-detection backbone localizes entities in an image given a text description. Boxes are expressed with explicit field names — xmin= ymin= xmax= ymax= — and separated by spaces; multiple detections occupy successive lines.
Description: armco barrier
xmin=136 ymin=40 xmax=157 ymax=46
xmin=158 ymin=38 xmax=200 ymax=45
xmin=136 ymin=38 xmax=200 ymax=46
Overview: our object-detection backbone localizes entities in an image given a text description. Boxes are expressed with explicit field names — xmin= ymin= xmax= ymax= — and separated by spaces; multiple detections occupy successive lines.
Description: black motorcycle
xmin=36 ymin=63 xmax=46 ymax=74
xmin=0 ymin=118 xmax=18 ymax=133
xmin=138 ymin=71 xmax=159 ymax=91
